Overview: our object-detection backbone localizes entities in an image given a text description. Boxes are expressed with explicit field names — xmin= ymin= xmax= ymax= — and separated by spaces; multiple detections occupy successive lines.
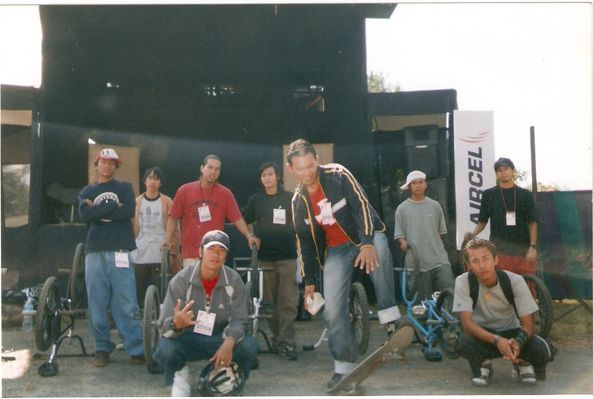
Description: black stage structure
xmin=2 ymin=4 xmax=461 ymax=289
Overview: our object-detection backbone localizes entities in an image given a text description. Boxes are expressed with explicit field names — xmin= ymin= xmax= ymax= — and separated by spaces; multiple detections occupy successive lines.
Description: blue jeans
xmin=154 ymin=330 xmax=259 ymax=385
xmin=322 ymin=232 xmax=396 ymax=369
xmin=85 ymin=251 xmax=143 ymax=356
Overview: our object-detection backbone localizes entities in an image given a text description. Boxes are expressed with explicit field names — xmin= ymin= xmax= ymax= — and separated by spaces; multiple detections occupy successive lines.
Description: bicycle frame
xmin=397 ymin=267 xmax=449 ymax=357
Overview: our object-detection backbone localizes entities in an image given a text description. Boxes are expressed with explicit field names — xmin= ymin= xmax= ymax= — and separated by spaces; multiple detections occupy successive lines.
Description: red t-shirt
xmin=170 ymin=181 xmax=242 ymax=258
xmin=201 ymin=276 xmax=219 ymax=297
xmin=309 ymin=186 xmax=349 ymax=248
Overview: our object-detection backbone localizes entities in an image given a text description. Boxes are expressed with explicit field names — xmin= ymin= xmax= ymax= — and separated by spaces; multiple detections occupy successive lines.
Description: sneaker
xmin=326 ymin=373 xmax=344 ymax=390
xmin=130 ymin=355 xmax=146 ymax=365
xmin=171 ymin=365 xmax=191 ymax=397
xmin=278 ymin=344 xmax=298 ymax=361
xmin=515 ymin=361 xmax=537 ymax=385
xmin=471 ymin=361 xmax=493 ymax=387
xmin=92 ymin=351 xmax=110 ymax=367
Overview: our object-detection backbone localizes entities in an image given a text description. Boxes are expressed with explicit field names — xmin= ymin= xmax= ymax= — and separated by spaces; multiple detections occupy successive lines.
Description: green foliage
xmin=514 ymin=168 xmax=560 ymax=191
xmin=367 ymin=71 xmax=400 ymax=93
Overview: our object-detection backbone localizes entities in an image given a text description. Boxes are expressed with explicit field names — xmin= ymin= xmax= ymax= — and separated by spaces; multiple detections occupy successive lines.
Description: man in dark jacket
xmin=286 ymin=139 xmax=401 ymax=389
xmin=78 ymin=148 xmax=144 ymax=367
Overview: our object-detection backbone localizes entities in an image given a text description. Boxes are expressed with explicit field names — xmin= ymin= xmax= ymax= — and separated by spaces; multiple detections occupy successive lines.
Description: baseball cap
xmin=494 ymin=157 xmax=515 ymax=171
xmin=96 ymin=148 xmax=121 ymax=166
xmin=400 ymin=170 xmax=427 ymax=190
xmin=201 ymin=230 xmax=230 ymax=250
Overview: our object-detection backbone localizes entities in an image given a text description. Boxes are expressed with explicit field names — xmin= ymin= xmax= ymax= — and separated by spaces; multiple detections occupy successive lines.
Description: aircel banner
xmin=453 ymin=111 xmax=495 ymax=250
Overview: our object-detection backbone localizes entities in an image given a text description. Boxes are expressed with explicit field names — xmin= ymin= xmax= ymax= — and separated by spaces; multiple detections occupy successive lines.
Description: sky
xmin=1 ymin=3 xmax=592 ymax=190
xmin=366 ymin=2 xmax=592 ymax=190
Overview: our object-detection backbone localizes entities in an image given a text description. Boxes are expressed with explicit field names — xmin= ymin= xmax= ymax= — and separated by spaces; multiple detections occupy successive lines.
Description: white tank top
xmin=131 ymin=195 xmax=165 ymax=264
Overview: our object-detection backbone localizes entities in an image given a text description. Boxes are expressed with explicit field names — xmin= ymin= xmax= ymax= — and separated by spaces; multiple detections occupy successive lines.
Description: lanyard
xmin=205 ymin=293 xmax=212 ymax=313
xmin=498 ymin=185 xmax=516 ymax=213
xmin=198 ymin=181 xmax=216 ymax=206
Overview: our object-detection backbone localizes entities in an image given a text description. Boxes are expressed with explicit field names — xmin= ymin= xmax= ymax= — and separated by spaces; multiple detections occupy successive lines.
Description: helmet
xmin=198 ymin=361 xmax=245 ymax=396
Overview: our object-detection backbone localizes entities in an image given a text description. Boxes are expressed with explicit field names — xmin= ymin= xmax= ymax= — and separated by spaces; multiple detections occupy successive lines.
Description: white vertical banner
xmin=454 ymin=111 xmax=496 ymax=250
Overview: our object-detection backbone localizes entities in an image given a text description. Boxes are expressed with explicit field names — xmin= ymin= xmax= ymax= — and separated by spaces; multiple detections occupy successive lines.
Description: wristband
xmin=530 ymin=244 xmax=537 ymax=249
xmin=514 ymin=329 xmax=529 ymax=349
xmin=169 ymin=319 xmax=181 ymax=332
xmin=492 ymin=334 xmax=501 ymax=345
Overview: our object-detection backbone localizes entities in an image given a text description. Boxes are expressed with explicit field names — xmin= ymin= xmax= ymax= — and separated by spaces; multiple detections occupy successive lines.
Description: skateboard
xmin=327 ymin=324 xmax=414 ymax=395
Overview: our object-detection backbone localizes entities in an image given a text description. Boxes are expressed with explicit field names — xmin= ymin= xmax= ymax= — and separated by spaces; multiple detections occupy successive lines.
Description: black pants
xmin=133 ymin=263 xmax=160 ymax=306
xmin=458 ymin=329 xmax=552 ymax=378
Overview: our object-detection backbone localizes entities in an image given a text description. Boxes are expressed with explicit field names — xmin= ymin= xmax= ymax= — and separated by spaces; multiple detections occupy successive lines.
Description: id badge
xmin=194 ymin=310 xmax=216 ymax=336
xmin=320 ymin=201 xmax=334 ymax=225
xmin=198 ymin=205 xmax=212 ymax=222
xmin=506 ymin=211 xmax=516 ymax=226
xmin=273 ymin=208 xmax=286 ymax=225
xmin=115 ymin=252 xmax=130 ymax=268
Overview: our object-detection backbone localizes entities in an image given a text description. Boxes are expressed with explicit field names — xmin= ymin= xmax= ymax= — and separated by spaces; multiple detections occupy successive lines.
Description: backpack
xmin=468 ymin=269 xmax=518 ymax=315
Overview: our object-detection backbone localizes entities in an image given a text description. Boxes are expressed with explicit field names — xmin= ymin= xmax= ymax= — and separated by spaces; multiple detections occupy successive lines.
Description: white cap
xmin=400 ymin=170 xmax=427 ymax=190
xmin=96 ymin=148 xmax=121 ymax=165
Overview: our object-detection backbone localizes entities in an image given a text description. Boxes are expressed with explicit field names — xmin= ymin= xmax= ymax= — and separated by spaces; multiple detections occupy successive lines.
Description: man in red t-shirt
xmin=287 ymin=139 xmax=406 ymax=390
xmin=165 ymin=155 xmax=259 ymax=267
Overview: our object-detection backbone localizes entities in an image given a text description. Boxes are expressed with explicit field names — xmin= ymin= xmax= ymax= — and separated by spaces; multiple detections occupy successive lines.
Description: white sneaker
xmin=171 ymin=365 xmax=191 ymax=397
xmin=471 ymin=361 xmax=493 ymax=387
xmin=515 ymin=362 xmax=537 ymax=385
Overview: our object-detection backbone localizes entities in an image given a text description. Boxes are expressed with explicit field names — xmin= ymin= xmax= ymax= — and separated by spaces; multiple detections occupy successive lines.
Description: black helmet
xmin=198 ymin=361 xmax=245 ymax=396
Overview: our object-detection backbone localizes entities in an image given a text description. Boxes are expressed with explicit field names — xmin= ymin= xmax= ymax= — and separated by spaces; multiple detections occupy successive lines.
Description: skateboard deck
xmin=327 ymin=324 xmax=414 ymax=394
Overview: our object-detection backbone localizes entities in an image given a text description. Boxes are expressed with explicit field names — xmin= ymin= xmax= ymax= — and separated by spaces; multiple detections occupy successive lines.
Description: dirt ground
xmin=2 ymin=302 xmax=592 ymax=397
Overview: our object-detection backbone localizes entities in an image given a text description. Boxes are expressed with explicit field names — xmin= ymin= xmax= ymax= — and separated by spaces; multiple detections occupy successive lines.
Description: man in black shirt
xmin=244 ymin=162 xmax=299 ymax=360
xmin=465 ymin=158 xmax=538 ymax=275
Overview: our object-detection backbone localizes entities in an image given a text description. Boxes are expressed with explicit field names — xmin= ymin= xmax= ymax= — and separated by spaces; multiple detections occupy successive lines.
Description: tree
xmin=514 ymin=168 xmax=560 ymax=191
xmin=367 ymin=71 xmax=400 ymax=93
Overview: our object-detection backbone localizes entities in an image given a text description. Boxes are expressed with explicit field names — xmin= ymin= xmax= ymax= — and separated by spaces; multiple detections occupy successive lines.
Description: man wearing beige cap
xmin=394 ymin=170 xmax=454 ymax=301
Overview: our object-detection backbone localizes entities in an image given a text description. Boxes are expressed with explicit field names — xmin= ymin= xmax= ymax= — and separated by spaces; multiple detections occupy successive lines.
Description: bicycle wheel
xmin=143 ymin=285 xmax=161 ymax=368
xmin=523 ymin=274 xmax=553 ymax=338
xmin=160 ymin=247 xmax=170 ymax=301
xmin=435 ymin=288 xmax=460 ymax=359
xmin=349 ymin=282 xmax=370 ymax=356
xmin=35 ymin=276 xmax=62 ymax=351
xmin=68 ymin=242 xmax=86 ymax=309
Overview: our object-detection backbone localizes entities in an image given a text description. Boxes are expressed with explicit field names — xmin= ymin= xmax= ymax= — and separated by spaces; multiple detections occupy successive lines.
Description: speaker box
xmin=404 ymin=125 xmax=449 ymax=179
xmin=405 ymin=144 xmax=438 ymax=178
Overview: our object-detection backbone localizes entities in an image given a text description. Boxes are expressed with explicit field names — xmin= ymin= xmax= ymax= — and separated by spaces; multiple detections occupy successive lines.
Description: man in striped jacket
xmin=287 ymin=139 xmax=401 ymax=390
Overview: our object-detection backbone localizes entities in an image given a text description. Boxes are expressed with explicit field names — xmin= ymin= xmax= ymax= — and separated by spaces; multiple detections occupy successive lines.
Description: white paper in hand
xmin=306 ymin=292 xmax=325 ymax=315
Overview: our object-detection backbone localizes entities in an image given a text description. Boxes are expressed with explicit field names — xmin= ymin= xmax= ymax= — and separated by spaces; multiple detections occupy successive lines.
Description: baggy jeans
xmin=85 ymin=251 xmax=143 ymax=356
xmin=322 ymin=232 xmax=396 ymax=371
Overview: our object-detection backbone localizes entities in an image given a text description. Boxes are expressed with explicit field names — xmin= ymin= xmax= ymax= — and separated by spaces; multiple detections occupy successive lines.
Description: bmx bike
xmin=142 ymin=246 xmax=178 ymax=373
xmin=33 ymin=242 xmax=91 ymax=377
xmin=302 ymin=279 xmax=370 ymax=356
xmin=396 ymin=244 xmax=461 ymax=361
xmin=233 ymin=246 xmax=276 ymax=353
